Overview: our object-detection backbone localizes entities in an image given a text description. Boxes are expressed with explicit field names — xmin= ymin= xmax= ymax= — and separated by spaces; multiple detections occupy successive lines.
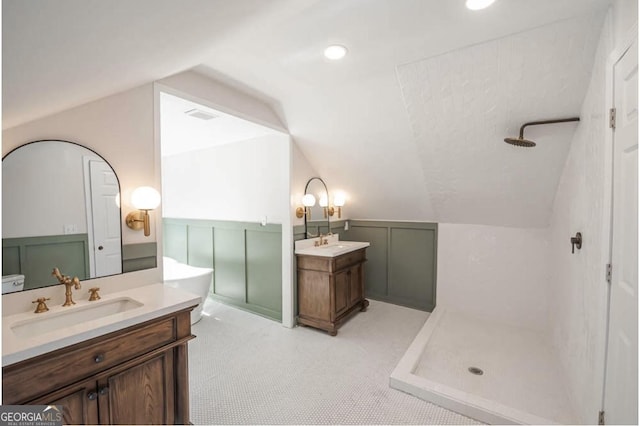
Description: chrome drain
xmin=468 ymin=366 xmax=484 ymax=375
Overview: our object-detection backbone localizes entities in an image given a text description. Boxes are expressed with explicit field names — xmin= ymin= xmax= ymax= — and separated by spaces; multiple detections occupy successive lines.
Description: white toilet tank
xmin=2 ymin=274 xmax=25 ymax=294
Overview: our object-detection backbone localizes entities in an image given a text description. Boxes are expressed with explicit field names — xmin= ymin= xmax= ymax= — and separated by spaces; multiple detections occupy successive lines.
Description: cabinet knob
xmin=87 ymin=391 xmax=98 ymax=401
xmin=94 ymin=354 xmax=104 ymax=363
xmin=98 ymin=386 xmax=109 ymax=396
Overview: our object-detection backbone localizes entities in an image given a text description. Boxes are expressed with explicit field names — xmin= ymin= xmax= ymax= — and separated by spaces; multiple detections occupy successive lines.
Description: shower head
xmin=504 ymin=136 xmax=536 ymax=147
xmin=504 ymin=117 xmax=580 ymax=148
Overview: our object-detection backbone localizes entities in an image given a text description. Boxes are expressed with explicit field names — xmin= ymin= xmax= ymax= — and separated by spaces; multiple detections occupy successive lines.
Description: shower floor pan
xmin=390 ymin=307 xmax=577 ymax=424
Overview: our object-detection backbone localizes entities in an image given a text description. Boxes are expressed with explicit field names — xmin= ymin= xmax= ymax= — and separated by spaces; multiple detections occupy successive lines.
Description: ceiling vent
xmin=184 ymin=108 xmax=218 ymax=120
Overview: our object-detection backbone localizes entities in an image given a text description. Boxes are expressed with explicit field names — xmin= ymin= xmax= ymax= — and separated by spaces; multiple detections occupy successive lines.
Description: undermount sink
xmin=11 ymin=297 xmax=144 ymax=339
xmin=294 ymin=237 xmax=370 ymax=257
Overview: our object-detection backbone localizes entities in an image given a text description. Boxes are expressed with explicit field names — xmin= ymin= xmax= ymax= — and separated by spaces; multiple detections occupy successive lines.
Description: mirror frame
xmin=2 ymin=139 xmax=124 ymax=292
xmin=303 ymin=177 xmax=330 ymax=239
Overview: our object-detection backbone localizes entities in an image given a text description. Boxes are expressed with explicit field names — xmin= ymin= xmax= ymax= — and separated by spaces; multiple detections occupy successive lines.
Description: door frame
xmin=600 ymin=20 xmax=639 ymax=414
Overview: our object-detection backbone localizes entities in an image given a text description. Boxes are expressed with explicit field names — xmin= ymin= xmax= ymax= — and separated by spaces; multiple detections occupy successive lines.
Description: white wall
xmin=2 ymin=84 xmax=159 ymax=246
xmin=2 ymin=84 xmax=162 ymax=314
xmin=162 ymin=133 xmax=289 ymax=224
xmin=291 ymin=140 xmax=320 ymax=227
xmin=155 ymin=73 xmax=296 ymax=327
xmin=548 ymin=5 xmax=636 ymax=422
xmin=437 ymin=223 xmax=550 ymax=332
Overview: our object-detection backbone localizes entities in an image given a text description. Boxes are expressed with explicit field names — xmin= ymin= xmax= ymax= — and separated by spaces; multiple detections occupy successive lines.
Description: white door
xmin=604 ymin=39 xmax=638 ymax=425
xmin=89 ymin=160 xmax=122 ymax=276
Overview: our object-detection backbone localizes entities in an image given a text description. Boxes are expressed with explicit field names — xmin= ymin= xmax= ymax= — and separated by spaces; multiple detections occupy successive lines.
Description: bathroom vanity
xmin=2 ymin=284 xmax=199 ymax=425
xmin=295 ymin=237 xmax=370 ymax=335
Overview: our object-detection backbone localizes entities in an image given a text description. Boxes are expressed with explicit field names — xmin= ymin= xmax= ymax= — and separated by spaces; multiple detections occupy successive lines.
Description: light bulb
xmin=324 ymin=45 xmax=348 ymax=60
xmin=302 ymin=194 xmax=316 ymax=207
xmin=131 ymin=186 xmax=161 ymax=210
xmin=465 ymin=0 xmax=495 ymax=10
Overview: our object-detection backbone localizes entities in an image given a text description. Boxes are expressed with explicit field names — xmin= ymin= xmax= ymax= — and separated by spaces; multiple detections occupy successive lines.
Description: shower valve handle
xmin=570 ymin=232 xmax=582 ymax=254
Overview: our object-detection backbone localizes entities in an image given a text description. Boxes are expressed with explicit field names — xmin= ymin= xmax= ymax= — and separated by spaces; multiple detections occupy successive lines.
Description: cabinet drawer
xmin=334 ymin=249 xmax=366 ymax=271
xmin=3 ymin=316 xmax=177 ymax=404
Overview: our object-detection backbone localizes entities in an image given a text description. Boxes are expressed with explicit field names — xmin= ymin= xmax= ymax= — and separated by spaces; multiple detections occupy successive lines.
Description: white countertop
xmin=2 ymin=283 xmax=200 ymax=367
xmin=294 ymin=235 xmax=370 ymax=257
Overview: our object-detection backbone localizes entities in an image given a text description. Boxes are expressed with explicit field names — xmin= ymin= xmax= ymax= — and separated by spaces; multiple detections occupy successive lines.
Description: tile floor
xmin=188 ymin=298 xmax=481 ymax=425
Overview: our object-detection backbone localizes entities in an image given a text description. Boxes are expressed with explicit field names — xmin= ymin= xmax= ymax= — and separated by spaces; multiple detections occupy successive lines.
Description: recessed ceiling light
xmin=324 ymin=45 xmax=348 ymax=60
xmin=466 ymin=0 xmax=496 ymax=10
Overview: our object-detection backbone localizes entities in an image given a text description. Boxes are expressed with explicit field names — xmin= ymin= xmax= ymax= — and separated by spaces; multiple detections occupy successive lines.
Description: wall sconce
xmin=319 ymin=194 xmax=330 ymax=218
xmin=330 ymin=193 xmax=346 ymax=218
xmin=296 ymin=194 xmax=316 ymax=219
xmin=125 ymin=186 xmax=161 ymax=237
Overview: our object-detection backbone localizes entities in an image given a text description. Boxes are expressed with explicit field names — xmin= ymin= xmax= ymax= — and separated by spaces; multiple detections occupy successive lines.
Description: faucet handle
xmin=88 ymin=287 xmax=101 ymax=301
xmin=32 ymin=297 xmax=51 ymax=314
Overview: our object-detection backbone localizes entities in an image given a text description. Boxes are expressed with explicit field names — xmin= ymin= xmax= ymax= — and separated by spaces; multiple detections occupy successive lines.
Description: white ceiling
xmin=160 ymin=92 xmax=278 ymax=157
xmin=3 ymin=0 xmax=611 ymax=227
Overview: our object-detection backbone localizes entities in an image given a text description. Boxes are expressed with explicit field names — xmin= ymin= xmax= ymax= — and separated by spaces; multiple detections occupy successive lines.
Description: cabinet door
xmin=334 ymin=270 xmax=350 ymax=316
xmin=101 ymin=351 xmax=175 ymax=425
xmin=30 ymin=379 xmax=99 ymax=426
xmin=349 ymin=264 xmax=363 ymax=305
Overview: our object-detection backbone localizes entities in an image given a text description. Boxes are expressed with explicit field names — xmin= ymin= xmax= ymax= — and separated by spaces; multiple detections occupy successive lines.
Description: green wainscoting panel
xmin=122 ymin=242 xmax=157 ymax=272
xmin=342 ymin=221 xmax=437 ymax=312
xmin=3 ymin=234 xmax=89 ymax=289
xmin=187 ymin=226 xmax=214 ymax=269
xmin=292 ymin=219 xmax=347 ymax=241
xmin=213 ymin=227 xmax=246 ymax=302
xmin=162 ymin=218 xmax=282 ymax=322
xmin=2 ymin=246 xmax=20 ymax=276
xmin=163 ymin=222 xmax=188 ymax=263
xmin=389 ymin=227 xmax=436 ymax=311
xmin=246 ymin=230 xmax=282 ymax=317
xmin=344 ymin=225 xmax=388 ymax=298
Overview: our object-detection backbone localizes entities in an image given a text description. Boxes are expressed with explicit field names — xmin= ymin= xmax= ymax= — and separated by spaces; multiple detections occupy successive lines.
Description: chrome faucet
xmin=52 ymin=268 xmax=82 ymax=306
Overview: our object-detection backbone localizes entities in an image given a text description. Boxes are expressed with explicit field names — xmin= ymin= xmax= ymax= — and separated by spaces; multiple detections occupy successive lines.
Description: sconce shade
xmin=333 ymin=193 xmax=346 ymax=207
xmin=319 ymin=194 xmax=328 ymax=207
xmin=131 ymin=186 xmax=161 ymax=210
xmin=302 ymin=194 xmax=316 ymax=207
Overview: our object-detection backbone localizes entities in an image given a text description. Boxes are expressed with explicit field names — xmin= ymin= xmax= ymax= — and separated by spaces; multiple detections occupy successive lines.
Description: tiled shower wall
xmin=549 ymin=10 xmax=614 ymax=423
xmin=437 ymin=223 xmax=550 ymax=333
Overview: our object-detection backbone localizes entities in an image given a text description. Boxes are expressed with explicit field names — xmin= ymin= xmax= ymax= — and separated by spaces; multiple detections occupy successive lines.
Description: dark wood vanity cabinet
xmin=297 ymin=248 xmax=369 ymax=335
xmin=2 ymin=308 xmax=195 ymax=425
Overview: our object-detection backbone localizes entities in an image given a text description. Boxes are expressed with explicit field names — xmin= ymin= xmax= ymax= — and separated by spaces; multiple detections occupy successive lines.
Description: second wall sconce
xmin=125 ymin=186 xmax=161 ymax=237
xmin=296 ymin=194 xmax=317 ymax=219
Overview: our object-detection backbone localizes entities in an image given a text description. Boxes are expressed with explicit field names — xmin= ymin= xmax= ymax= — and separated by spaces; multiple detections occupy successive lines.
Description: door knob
xmin=87 ymin=391 xmax=98 ymax=401
xmin=98 ymin=246 xmax=104 ymax=250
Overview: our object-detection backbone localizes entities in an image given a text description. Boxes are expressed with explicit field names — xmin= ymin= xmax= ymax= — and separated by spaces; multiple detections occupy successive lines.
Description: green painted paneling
xmin=187 ymin=226 xmax=214 ymax=269
xmin=3 ymin=234 xmax=89 ymax=289
xmin=122 ymin=242 xmax=157 ymax=272
xmin=389 ymin=227 xmax=436 ymax=311
xmin=163 ymin=218 xmax=282 ymax=321
xmin=246 ymin=230 xmax=282 ymax=315
xmin=340 ymin=220 xmax=437 ymax=312
xmin=213 ymin=228 xmax=246 ymax=302
xmin=163 ymin=223 xmax=188 ymax=263
xmin=2 ymin=246 xmax=20 ymax=276
xmin=344 ymin=225 xmax=388 ymax=297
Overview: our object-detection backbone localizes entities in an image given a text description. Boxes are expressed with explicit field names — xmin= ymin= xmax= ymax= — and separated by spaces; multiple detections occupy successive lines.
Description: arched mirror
xmin=302 ymin=177 xmax=330 ymax=238
xmin=2 ymin=140 xmax=123 ymax=292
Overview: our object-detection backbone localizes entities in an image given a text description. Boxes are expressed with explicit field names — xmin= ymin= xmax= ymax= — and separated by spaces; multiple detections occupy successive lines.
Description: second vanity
xmin=295 ymin=235 xmax=370 ymax=336
xmin=2 ymin=284 xmax=199 ymax=425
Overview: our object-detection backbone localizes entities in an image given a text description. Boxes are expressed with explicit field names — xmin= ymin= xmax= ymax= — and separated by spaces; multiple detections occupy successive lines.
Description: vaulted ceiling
xmin=3 ymin=0 xmax=610 ymax=227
